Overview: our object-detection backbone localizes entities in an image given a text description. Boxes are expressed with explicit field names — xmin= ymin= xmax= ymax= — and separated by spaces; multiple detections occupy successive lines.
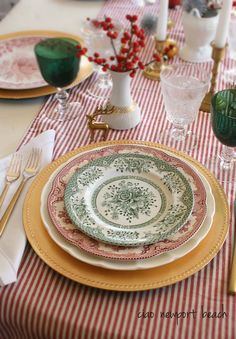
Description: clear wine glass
xmin=81 ymin=18 xmax=121 ymax=99
xmin=210 ymin=89 xmax=236 ymax=179
xmin=159 ymin=63 xmax=210 ymax=151
xmin=34 ymin=37 xmax=81 ymax=121
xmin=224 ymin=12 xmax=236 ymax=85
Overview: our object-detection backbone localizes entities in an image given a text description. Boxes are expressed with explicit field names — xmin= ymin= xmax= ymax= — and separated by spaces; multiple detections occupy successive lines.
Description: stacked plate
xmin=40 ymin=143 xmax=215 ymax=271
xmin=0 ymin=31 xmax=93 ymax=99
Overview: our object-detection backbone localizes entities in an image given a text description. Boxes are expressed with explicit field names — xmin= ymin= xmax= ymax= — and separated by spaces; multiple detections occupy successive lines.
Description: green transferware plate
xmin=64 ymin=153 xmax=194 ymax=247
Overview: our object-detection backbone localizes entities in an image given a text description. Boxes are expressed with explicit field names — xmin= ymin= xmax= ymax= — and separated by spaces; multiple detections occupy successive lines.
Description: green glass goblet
xmin=35 ymin=37 xmax=81 ymax=121
xmin=211 ymin=89 xmax=236 ymax=176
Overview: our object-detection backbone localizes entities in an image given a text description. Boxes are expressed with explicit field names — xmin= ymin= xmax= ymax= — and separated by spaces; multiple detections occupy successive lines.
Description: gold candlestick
xmin=143 ymin=39 xmax=168 ymax=81
xmin=200 ymin=43 xmax=226 ymax=113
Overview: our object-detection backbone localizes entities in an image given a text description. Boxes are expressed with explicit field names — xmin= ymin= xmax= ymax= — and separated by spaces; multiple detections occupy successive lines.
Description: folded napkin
xmin=0 ymin=130 xmax=55 ymax=287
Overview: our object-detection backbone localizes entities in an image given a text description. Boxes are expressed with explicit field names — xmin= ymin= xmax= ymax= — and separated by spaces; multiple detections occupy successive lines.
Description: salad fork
xmin=0 ymin=153 xmax=22 ymax=209
xmin=0 ymin=148 xmax=42 ymax=237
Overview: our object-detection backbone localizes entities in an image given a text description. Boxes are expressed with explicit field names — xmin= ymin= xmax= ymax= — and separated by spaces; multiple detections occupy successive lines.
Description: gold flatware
xmin=0 ymin=153 xmax=22 ymax=209
xmin=0 ymin=148 xmax=41 ymax=237
xmin=228 ymin=199 xmax=236 ymax=294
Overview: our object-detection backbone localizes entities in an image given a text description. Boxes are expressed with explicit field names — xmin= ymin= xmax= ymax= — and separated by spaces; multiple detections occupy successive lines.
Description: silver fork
xmin=0 ymin=148 xmax=42 ymax=237
xmin=0 ymin=153 xmax=22 ymax=209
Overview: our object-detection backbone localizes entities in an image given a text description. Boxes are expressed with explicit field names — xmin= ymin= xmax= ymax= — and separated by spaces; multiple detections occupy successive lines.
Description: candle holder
xmin=200 ymin=42 xmax=226 ymax=113
xmin=143 ymin=38 xmax=177 ymax=81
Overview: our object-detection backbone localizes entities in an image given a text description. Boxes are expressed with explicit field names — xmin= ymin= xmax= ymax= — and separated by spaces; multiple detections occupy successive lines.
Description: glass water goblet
xmin=224 ymin=13 xmax=236 ymax=85
xmin=34 ymin=37 xmax=80 ymax=121
xmin=81 ymin=18 xmax=121 ymax=99
xmin=210 ymin=89 xmax=236 ymax=180
xmin=159 ymin=63 xmax=210 ymax=151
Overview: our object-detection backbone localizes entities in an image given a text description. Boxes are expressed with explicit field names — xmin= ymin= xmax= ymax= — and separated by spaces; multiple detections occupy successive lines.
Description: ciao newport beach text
xmin=137 ymin=305 xmax=227 ymax=325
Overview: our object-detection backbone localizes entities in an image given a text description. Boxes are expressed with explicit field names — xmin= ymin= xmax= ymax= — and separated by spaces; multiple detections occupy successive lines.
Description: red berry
xmin=108 ymin=23 xmax=114 ymax=30
xmin=101 ymin=22 xmax=109 ymax=31
xmin=94 ymin=52 xmax=100 ymax=58
xmin=153 ymin=53 xmax=161 ymax=62
xmin=117 ymin=64 xmax=123 ymax=72
xmin=121 ymin=37 xmax=128 ymax=44
xmin=132 ymin=56 xmax=139 ymax=63
xmin=138 ymin=61 xmax=145 ymax=70
xmin=121 ymin=47 xmax=129 ymax=54
xmin=138 ymin=40 xmax=145 ymax=47
xmin=129 ymin=70 xmax=136 ymax=78
xmin=91 ymin=19 xmax=101 ymax=28
xmin=107 ymin=31 xmax=118 ymax=39
xmin=96 ymin=58 xmax=104 ymax=65
xmin=133 ymin=47 xmax=140 ymax=54
xmin=130 ymin=15 xmax=138 ymax=22
xmin=126 ymin=62 xmax=135 ymax=70
xmin=124 ymin=32 xmax=131 ymax=39
xmin=116 ymin=55 xmax=125 ymax=62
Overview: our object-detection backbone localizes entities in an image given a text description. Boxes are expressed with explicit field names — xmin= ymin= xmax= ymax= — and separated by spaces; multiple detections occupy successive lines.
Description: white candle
xmin=156 ymin=0 xmax=168 ymax=41
xmin=214 ymin=0 xmax=233 ymax=48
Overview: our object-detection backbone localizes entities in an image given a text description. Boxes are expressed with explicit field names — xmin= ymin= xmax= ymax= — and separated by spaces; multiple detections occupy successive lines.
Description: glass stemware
xmin=34 ymin=37 xmax=80 ymax=121
xmin=80 ymin=18 xmax=121 ymax=99
xmin=211 ymin=89 xmax=236 ymax=175
xmin=224 ymin=13 xmax=236 ymax=85
xmin=159 ymin=63 xmax=210 ymax=151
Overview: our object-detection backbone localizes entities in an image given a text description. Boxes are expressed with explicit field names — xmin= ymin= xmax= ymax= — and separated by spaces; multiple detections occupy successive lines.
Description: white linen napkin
xmin=0 ymin=130 xmax=55 ymax=287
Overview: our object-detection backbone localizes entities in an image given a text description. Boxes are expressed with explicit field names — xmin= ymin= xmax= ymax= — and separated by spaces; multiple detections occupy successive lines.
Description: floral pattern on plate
xmin=64 ymin=153 xmax=193 ymax=246
xmin=47 ymin=145 xmax=207 ymax=259
xmin=0 ymin=36 xmax=47 ymax=89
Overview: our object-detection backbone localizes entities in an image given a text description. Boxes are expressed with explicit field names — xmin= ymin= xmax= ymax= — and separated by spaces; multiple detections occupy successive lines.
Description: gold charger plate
xmin=23 ymin=141 xmax=229 ymax=292
xmin=0 ymin=30 xmax=93 ymax=99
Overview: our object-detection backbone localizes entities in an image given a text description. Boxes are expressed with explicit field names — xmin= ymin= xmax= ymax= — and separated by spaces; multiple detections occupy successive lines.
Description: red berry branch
xmin=76 ymin=15 xmax=162 ymax=78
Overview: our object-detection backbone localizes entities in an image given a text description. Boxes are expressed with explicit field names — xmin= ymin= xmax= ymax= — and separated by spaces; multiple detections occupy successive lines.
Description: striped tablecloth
xmin=1 ymin=1 xmax=236 ymax=338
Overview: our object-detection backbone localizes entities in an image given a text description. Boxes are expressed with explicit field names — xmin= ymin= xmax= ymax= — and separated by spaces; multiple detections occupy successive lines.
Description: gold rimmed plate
xmin=0 ymin=30 xmax=93 ymax=99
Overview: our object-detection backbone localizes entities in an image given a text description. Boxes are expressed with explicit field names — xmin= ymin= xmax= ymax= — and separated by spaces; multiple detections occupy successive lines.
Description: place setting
xmin=0 ymin=30 xmax=93 ymax=99
xmin=22 ymin=139 xmax=229 ymax=291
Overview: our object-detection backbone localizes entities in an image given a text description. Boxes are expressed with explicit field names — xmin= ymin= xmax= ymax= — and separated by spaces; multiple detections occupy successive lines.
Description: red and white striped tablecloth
xmin=0 ymin=1 xmax=236 ymax=338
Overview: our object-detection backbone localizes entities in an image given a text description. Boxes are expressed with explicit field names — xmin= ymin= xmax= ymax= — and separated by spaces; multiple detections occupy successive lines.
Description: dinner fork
xmin=0 ymin=153 xmax=22 ymax=209
xmin=228 ymin=199 xmax=236 ymax=294
xmin=0 ymin=148 xmax=42 ymax=237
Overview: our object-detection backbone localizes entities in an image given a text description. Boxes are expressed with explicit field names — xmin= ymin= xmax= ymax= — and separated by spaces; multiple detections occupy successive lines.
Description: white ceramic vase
xmin=102 ymin=71 xmax=141 ymax=130
xmin=179 ymin=9 xmax=219 ymax=63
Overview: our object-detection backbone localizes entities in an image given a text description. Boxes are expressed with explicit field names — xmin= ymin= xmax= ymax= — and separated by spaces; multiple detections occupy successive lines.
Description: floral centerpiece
xmin=77 ymin=14 xmax=161 ymax=78
xmin=77 ymin=15 xmax=163 ymax=131
xmin=180 ymin=0 xmax=222 ymax=62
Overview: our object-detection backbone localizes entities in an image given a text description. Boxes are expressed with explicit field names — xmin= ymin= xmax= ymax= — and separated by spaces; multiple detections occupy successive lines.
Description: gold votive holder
xmin=200 ymin=43 xmax=226 ymax=113
xmin=143 ymin=38 xmax=177 ymax=81
xmin=143 ymin=39 xmax=167 ymax=81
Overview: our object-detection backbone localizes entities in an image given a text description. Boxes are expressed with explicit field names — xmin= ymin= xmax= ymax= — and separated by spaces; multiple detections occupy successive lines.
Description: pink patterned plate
xmin=0 ymin=36 xmax=47 ymax=89
xmin=47 ymin=145 xmax=207 ymax=261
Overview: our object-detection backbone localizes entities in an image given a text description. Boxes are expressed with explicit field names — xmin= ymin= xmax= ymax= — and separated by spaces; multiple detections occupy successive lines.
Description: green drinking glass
xmin=35 ymin=37 xmax=81 ymax=121
xmin=211 ymin=89 xmax=236 ymax=171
